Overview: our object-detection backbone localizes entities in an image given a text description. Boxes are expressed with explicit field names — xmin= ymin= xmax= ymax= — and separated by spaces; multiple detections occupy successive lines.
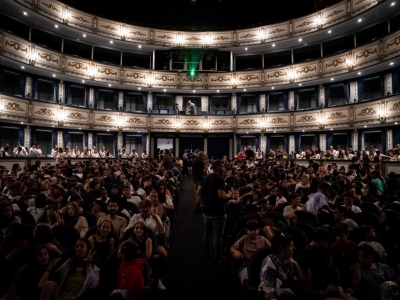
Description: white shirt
xmin=341 ymin=205 xmax=362 ymax=214
xmin=125 ymin=195 xmax=142 ymax=207
xmin=274 ymin=196 xmax=287 ymax=207
xmin=125 ymin=213 xmax=165 ymax=234
xmin=305 ymin=192 xmax=328 ymax=216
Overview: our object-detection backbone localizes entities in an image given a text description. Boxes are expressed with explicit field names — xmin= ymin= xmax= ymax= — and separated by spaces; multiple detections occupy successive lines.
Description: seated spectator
xmin=0 ymin=203 xmax=21 ymax=238
xmin=305 ymin=183 xmax=332 ymax=216
xmin=122 ymin=186 xmax=141 ymax=208
xmin=351 ymin=244 xmax=399 ymax=300
xmin=260 ymin=233 xmax=305 ymax=300
xmin=274 ymin=186 xmax=287 ymax=208
xmin=230 ymin=219 xmax=271 ymax=286
xmin=112 ymin=241 xmax=145 ymax=300
xmin=44 ymin=184 xmax=63 ymax=205
xmin=98 ymin=199 xmax=127 ymax=240
xmin=330 ymin=223 xmax=356 ymax=260
xmin=56 ymin=202 xmax=88 ymax=238
xmin=371 ymin=170 xmax=384 ymax=194
xmin=34 ymin=224 xmax=63 ymax=258
xmin=333 ymin=206 xmax=358 ymax=231
xmin=2 ymin=245 xmax=59 ymax=300
xmin=297 ymin=227 xmax=331 ymax=272
xmin=306 ymin=246 xmax=353 ymax=300
xmin=283 ymin=193 xmax=303 ymax=222
xmin=342 ymin=192 xmax=361 ymax=214
xmin=155 ymin=181 xmax=174 ymax=211
xmin=292 ymin=211 xmax=315 ymax=243
xmin=295 ymin=174 xmax=310 ymax=192
xmin=27 ymin=193 xmax=47 ymax=224
xmin=89 ymin=220 xmax=115 ymax=267
xmin=37 ymin=205 xmax=58 ymax=228
xmin=40 ymin=238 xmax=99 ymax=300
xmin=129 ymin=222 xmax=153 ymax=259
xmin=0 ymin=222 xmax=28 ymax=259
xmin=358 ymin=225 xmax=387 ymax=263
xmin=376 ymin=209 xmax=400 ymax=253
xmin=91 ymin=199 xmax=107 ymax=220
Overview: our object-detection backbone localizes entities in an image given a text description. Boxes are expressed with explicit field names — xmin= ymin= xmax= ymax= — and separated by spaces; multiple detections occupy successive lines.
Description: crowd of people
xmin=0 ymin=146 xmax=180 ymax=300
xmin=195 ymin=147 xmax=400 ymax=300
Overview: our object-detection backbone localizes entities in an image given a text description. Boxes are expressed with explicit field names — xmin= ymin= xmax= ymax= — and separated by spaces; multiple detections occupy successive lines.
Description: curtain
xmin=380 ymin=75 xmax=385 ymax=98
xmin=266 ymin=135 xmax=270 ymax=153
xmin=324 ymin=86 xmax=329 ymax=108
xmin=381 ymin=130 xmax=387 ymax=154
xmin=295 ymin=134 xmax=301 ymax=154
xmin=283 ymin=92 xmax=289 ymax=110
xmin=326 ymin=132 xmax=333 ymax=150
xmin=30 ymin=127 xmax=36 ymax=145
xmin=357 ymin=81 xmax=363 ymax=103
xmin=19 ymin=74 xmax=26 ymax=98
xmin=294 ymin=90 xmax=299 ymax=110
xmin=142 ymin=134 xmax=147 ymax=152
xmin=236 ymin=136 xmax=241 ymax=154
xmin=92 ymin=132 xmax=97 ymax=148
xmin=255 ymin=94 xmax=260 ymax=112
xmin=52 ymin=131 xmax=58 ymax=148
xmin=393 ymin=72 xmax=399 ymax=95
xmin=343 ymin=83 xmax=350 ymax=104
xmin=266 ymin=93 xmax=270 ymax=112
xmin=283 ymin=135 xmax=289 ymax=156
xmin=236 ymin=94 xmax=241 ymax=114
xmin=18 ymin=128 xmax=24 ymax=147
xmin=152 ymin=94 xmax=157 ymax=111
xmin=315 ymin=134 xmax=320 ymax=152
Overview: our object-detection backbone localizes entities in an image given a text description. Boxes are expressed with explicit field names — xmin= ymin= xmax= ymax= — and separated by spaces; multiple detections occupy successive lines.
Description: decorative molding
xmin=130 ymin=31 xmax=146 ymax=36
xmin=239 ymin=75 xmax=259 ymax=81
xmin=97 ymin=68 xmax=118 ymax=76
xmin=386 ymin=36 xmax=400 ymax=49
xmin=182 ymin=120 xmax=202 ymax=126
xmin=327 ymin=112 xmax=348 ymax=119
xmin=96 ymin=116 xmax=115 ymax=122
xmin=34 ymin=108 xmax=55 ymax=116
xmin=239 ymin=119 xmax=259 ymax=125
xmin=268 ymin=28 xmax=286 ymax=34
xmin=297 ymin=115 xmax=316 ymax=122
xmin=269 ymin=117 xmax=288 ymax=124
xmin=296 ymin=66 xmax=316 ymax=74
xmin=38 ymin=53 xmax=59 ymax=63
xmin=267 ymin=71 xmax=287 ymax=79
xmin=153 ymin=119 xmax=172 ymax=125
xmin=67 ymin=61 xmax=88 ymax=70
xmin=326 ymin=10 xmax=344 ymax=18
xmin=213 ymin=36 xmax=230 ymax=40
xmin=186 ymin=37 xmax=201 ymax=41
xmin=42 ymin=2 xmax=60 ymax=12
xmin=126 ymin=72 xmax=146 ymax=79
xmin=4 ymin=102 xmax=25 ymax=111
xmin=156 ymin=35 xmax=173 ymax=40
xmin=211 ymin=120 xmax=231 ymax=126
xmin=154 ymin=75 xmax=175 ymax=82
xmin=388 ymin=102 xmax=400 ymax=112
xmin=325 ymin=58 xmax=346 ymax=68
xmin=126 ymin=118 xmax=145 ymax=124
xmin=100 ymin=25 xmax=117 ymax=31
xmin=210 ymin=76 xmax=230 ymax=82
xmin=71 ymin=16 xmax=90 ymax=23
xmin=296 ymin=21 xmax=314 ymax=28
xmin=240 ymin=33 xmax=257 ymax=38
xmin=66 ymin=112 xmax=87 ymax=120
xmin=5 ymin=40 xmax=28 ymax=53
xmin=182 ymin=76 xmax=203 ymax=83
xmin=355 ymin=48 xmax=377 ymax=60
xmin=356 ymin=108 xmax=376 ymax=116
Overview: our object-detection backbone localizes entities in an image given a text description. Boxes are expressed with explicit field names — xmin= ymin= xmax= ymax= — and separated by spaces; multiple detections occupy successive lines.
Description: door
xmin=207 ymin=137 xmax=230 ymax=159
xmin=179 ymin=137 xmax=204 ymax=157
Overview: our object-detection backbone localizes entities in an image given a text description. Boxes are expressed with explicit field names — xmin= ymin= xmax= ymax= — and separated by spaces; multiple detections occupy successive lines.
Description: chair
xmin=337 ymin=247 xmax=359 ymax=288
xmin=126 ymin=202 xmax=140 ymax=217
xmin=275 ymin=202 xmax=291 ymax=214
xmin=247 ymin=247 xmax=272 ymax=290
xmin=226 ymin=203 xmax=245 ymax=219
xmin=304 ymin=211 xmax=320 ymax=228
xmin=83 ymin=211 xmax=98 ymax=229
xmin=383 ymin=203 xmax=400 ymax=213
xmin=81 ymin=193 xmax=96 ymax=210
xmin=361 ymin=195 xmax=379 ymax=204
xmin=224 ymin=212 xmax=245 ymax=247
xmin=84 ymin=226 xmax=98 ymax=239
xmin=16 ymin=210 xmax=36 ymax=226
xmin=355 ymin=212 xmax=380 ymax=230
xmin=52 ymin=224 xmax=80 ymax=249
xmin=281 ymin=226 xmax=308 ymax=259
xmin=359 ymin=202 xmax=381 ymax=217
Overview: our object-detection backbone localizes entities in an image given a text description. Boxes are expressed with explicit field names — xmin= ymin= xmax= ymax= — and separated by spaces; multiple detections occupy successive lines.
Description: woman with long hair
xmin=0 ymin=203 xmax=21 ymax=237
xmin=57 ymin=202 xmax=88 ymax=238
xmin=130 ymin=221 xmax=152 ymax=259
xmin=155 ymin=181 xmax=174 ymax=210
xmin=88 ymin=219 xmax=115 ymax=267
xmin=40 ymin=238 xmax=99 ymax=300
xmin=34 ymin=224 xmax=63 ymax=258
xmin=37 ymin=205 xmax=58 ymax=228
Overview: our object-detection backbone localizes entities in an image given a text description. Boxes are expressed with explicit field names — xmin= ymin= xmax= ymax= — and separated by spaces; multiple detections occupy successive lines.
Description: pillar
xmin=89 ymin=88 xmax=94 ymax=108
xmin=259 ymin=94 xmax=266 ymax=112
xmin=175 ymin=137 xmax=179 ymax=158
xmin=176 ymin=96 xmax=183 ymax=111
xmin=147 ymin=93 xmax=153 ymax=112
xmin=352 ymin=131 xmax=359 ymax=152
xmin=319 ymin=133 xmax=326 ymax=152
xmin=289 ymin=91 xmax=294 ymax=110
xmin=260 ymin=134 xmax=267 ymax=153
xmin=319 ymin=86 xmax=325 ymax=107
xmin=59 ymin=82 xmax=64 ymax=103
xmin=25 ymin=76 xmax=32 ymax=98
xmin=24 ymin=126 xmax=31 ymax=149
xmin=57 ymin=131 xmax=64 ymax=148
xmin=201 ymin=96 xmax=209 ymax=112
xmin=349 ymin=82 xmax=358 ymax=103
xmin=289 ymin=135 xmax=295 ymax=157
xmin=88 ymin=133 xmax=93 ymax=149
xmin=231 ymin=94 xmax=237 ymax=113
xmin=385 ymin=73 xmax=393 ymax=96
xmin=118 ymin=92 xmax=124 ymax=110
xmin=117 ymin=133 xmax=123 ymax=151
xmin=387 ymin=129 xmax=393 ymax=151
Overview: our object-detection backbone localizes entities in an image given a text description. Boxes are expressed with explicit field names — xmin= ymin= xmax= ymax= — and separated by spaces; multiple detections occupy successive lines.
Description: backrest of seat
xmin=247 ymin=247 xmax=272 ymax=288
xmin=281 ymin=226 xmax=308 ymax=259
xmin=52 ymin=224 xmax=80 ymax=249
xmin=359 ymin=202 xmax=380 ymax=217
xmin=83 ymin=212 xmax=98 ymax=229
xmin=226 ymin=203 xmax=245 ymax=219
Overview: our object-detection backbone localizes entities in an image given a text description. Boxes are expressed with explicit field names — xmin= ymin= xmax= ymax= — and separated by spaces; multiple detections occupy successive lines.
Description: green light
xmin=190 ymin=70 xmax=195 ymax=76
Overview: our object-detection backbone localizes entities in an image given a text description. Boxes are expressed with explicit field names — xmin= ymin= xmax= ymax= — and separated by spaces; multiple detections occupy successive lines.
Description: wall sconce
xmin=89 ymin=66 xmax=96 ymax=80
xmin=121 ymin=27 xmax=127 ymax=40
xmin=261 ymin=126 xmax=266 ymax=132
xmin=57 ymin=108 xmax=65 ymax=126
xmin=117 ymin=115 xmax=124 ymax=131
xmin=346 ymin=59 xmax=354 ymax=71
xmin=377 ymin=110 xmax=386 ymax=124
xmin=175 ymin=117 xmax=181 ymax=132
xmin=288 ymin=69 xmax=295 ymax=83
xmin=260 ymin=28 xmax=266 ymax=43
xmin=177 ymin=34 xmax=183 ymax=47
xmin=317 ymin=118 xmax=325 ymax=129
xmin=29 ymin=51 xmax=37 ymax=66
xmin=316 ymin=15 xmax=323 ymax=29
xmin=147 ymin=77 xmax=153 ymax=87
xmin=232 ymin=78 xmax=237 ymax=88
xmin=63 ymin=11 xmax=70 ymax=24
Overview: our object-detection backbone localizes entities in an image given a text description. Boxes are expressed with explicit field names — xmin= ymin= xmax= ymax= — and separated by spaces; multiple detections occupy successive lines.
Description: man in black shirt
xmin=193 ymin=151 xmax=206 ymax=212
xmin=159 ymin=149 xmax=174 ymax=171
xmin=245 ymin=146 xmax=254 ymax=160
xmin=202 ymin=160 xmax=232 ymax=266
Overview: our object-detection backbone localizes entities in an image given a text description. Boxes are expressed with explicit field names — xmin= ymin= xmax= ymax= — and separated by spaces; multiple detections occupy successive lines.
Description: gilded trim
xmin=357 ymin=108 xmax=376 ymax=116
xmin=327 ymin=112 xmax=348 ymax=119
xmin=67 ymin=61 xmax=88 ymax=70
xmin=38 ymin=53 xmax=59 ymax=63
xmin=355 ymin=48 xmax=378 ymax=60
xmin=5 ymin=41 xmax=28 ymax=53
xmin=267 ymin=71 xmax=287 ymax=79
xmin=35 ymin=108 xmax=55 ymax=116
xmin=42 ymin=2 xmax=60 ymax=12
xmin=269 ymin=118 xmax=288 ymax=124
xmin=66 ymin=112 xmax=87 ymax=120
xmin=4 ymin=102 xmax=25 ymax=112
xmin=239 ymin=119 xmax=258 ymax=125
xmin=126 ymin=118 xmax=145 ymax=124
xmin=182 ymin=120 xmax=202 ymax=126
xmin=297 ymin=115 xmax=316 ymax=122
xmin=98 ymin=68 xmax=118 ymax=76
xmin=211 ymin=120 xmax=231 ymax=126
xmin=153 ymin=119 xmax=173 ymax=125
xmin=96 ymin=116 xmax=115 ymax=122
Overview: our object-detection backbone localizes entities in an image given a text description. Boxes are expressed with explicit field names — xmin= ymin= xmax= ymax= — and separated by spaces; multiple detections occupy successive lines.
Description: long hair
xmin=37 ymin=205 xmax=58 ymax=225
xmin=69 ymin=238 xmax=93 ymax=276
xmin=155 ymin=181 xmax=167 ymax=204
xmin=96 ymin=219 xmax=114 ymax=238
xmin=63 ymin=202 xmax=80 ymax=227
xmin=131 ymin=221 xmax=149 ymax=241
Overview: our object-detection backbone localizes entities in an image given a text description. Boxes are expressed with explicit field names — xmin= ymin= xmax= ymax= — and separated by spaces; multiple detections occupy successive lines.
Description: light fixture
xmin=358 ymin=19 xmax=362 ymax=22
xmin=274 ymin=131 xmax=276 ymax=133
xmin=299 ymin=83 xmax=302 ymax=86
xmin=110 ymin=41 xmax=113 ymax=44
xmin=52 ymin=125 xmax=54 ymax=127
xmin=330 ymin=128 xmax=333 ymax=130
xmin=245 ymin=48 xmax=248 ymax=50
xmin=390 ymin=62 xmax=394 ymax=65
xmin=217 ymin=90 xmax=219 ymax=93
xmin=364 ymin=125 xmax=367 ymax=128
xmin=328 ymin=30 xmax=331 ymax=34
xmin=163 ymin=89 xmax=166 ymax=92
xmin=52 ymin=74 xmax=56 ymax=77
xmin=138 ymin=131 xmax=140 ymax=132
xmin=358 ymin=72 xmax=361 ymax=75
xmin=82 ymin=80 xmax=85 ymax=83
xmin=391 ymin=2 xmax=395 ymax=6
xmin=302 ymin=130 xmax=305 ymax=132
xmin=138 ymin=45 xmax=142 ymax=48
xmin=21 ymin=122 xmax=24 ymax=124
xmin=138 ymin=87 xmax=141 ymax=90
xmin=55 ymin=25 xmax=58 ymax=28
xmin=21 ymin=66 xmax=25 ymax=69
xmin=23 ymin=12 xmax=27 ymax=15
xmin=83 ymin=34 xmax=86 ymax=37
xmin=272 ymin=87 xmax=274 ymax=89
xmin=243 ymin=89 xmax=246 ymax=91
xmin=246 ymin=132 xmax=249 ymax=134
xmin=299 ymin=38 xmax=302 ymax=42
xmin=107 ymin=129 xmax=109 ymax=132
xmin=108 ymin=84 xmax=112 ymax=87
xmin=331 ymin=78 xmax=334 ymax=81
xmin=79 ymin=127 xmax=81 ymax=130
xmin=272 ymin=44 xmax=275 ymax=47
xmin=193 ymin=90 xmax=196 ymax=93
xmin=396 ymin=122 xmax=398 ymax=125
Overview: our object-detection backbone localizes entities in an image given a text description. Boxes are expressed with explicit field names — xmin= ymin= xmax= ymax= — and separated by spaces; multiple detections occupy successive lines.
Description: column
xmin=204 ymin=137 xmax=207 ymax=153
xmin=147 ymin=93 xmax=153 ymax=112
xmin=387 ymin=129 xmax=393 ymax=151
xmin=118 ymin=92 xmax=124 ymax=110
xmin=89 ymin=88 xmax=94 ymax=108
xmin=175 ymin=137 xmax=179 ymax=158
xmin=349 ymin=82 xmax=358 ymax=103
xmin=25 ymin=76 xmax=32 ymax=98
xmin=385 ymin=73 xmax=393 ymax=96
xmin=289 ymin=91 xmax=294 ymax=110
xmin=201 ymin=96 xmax=209 ymax=112
xmin=57 ymin=131 xmax=64 ymax=148
xmin=289 ymin=135 xmax=295 ymax=157
xmin=234 ymin=134 xmax=237 ymax=155
xmin=319 ymin=133 xmax=326 ymax=152
xmin=146 ymin=133 xmax=150 ymax=153
xmin=260 ymin=135 xmax=267 ymax=154
xmin=24 ymin=126 xmax=31 ymax=150
xmin=231 ymin=94 xmax=237 ymax=113
xmin=176 ymin=96 xmax=183 ymax=111
xmin=230 ymin=51 xmax=233 ymax=71
xmin=88 ymin=133 xmax=93 ymax=149
xmin=59 ymin=82 xmax=65 ymax=103
xmin=319 ymin=86 xmax=325 ymax=107
xmin=229 ymin=138 xmax=233 ymax=160
xmin=150 ymin=137 xmax=154 ymax=158
xmin=352 ymin=131 xmax=359 ymax=152
xmin=259 ymin=94 xmax=266 ymax=113
xmin=117 ymin=133 xmax=123 ymax=151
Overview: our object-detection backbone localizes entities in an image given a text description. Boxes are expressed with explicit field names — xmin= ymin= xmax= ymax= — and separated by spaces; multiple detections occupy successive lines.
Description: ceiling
xmin=60 ymin=0 xmax=318 ymax=31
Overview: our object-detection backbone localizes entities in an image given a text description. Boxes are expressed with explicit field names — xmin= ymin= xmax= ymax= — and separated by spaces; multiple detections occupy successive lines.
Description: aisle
xmin=160 ymin=177 xmax=239 ymax=300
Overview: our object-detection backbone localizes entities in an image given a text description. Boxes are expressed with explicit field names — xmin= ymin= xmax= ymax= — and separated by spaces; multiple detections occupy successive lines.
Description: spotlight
xmin=21 ymin=66 xmax=25 ymax=69
xmin=299 ymin=38 xmax=302 ymax=42
xmin=358 ymin=19 xmax=362 ymax=22
xmin=83 ymin=34 xmax=86 ymax=37
xmin=23 ymin=12 xmax=27 ymax=15
xmin=55 ymin=25 xmax=58 ymax=28
xmin=110 ymin=41 xmax=113 ymax=44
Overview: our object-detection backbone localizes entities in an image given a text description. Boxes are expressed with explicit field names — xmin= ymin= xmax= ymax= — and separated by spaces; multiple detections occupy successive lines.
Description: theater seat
xmin=247 ymin=247 xmax=272 ymax=291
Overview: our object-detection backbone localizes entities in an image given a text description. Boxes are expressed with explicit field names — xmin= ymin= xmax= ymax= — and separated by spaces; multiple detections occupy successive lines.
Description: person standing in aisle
xmin=193 ymin=151 xmax=206 ymax=213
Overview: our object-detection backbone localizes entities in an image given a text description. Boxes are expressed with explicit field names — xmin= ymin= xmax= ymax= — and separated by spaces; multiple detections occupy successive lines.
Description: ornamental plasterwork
xmin=267 ymin=71 xmax=287 ymax=79
xmin=182 ymin=77 xmax=203 ymax=83
xmin=38 ymin=53 xmax=59 ymax=63
xmin=213 ymin=36 xmax=230 ymax=41
xmin=210 ymin=76 xmax=230 ymax=82
xmin=153 ymin=119 xmax=173 ymax=125
xmin=239 ymin=119 xmax=259 ymax=125
xmin=71 ymin=16 xmax=90 ymax=24
xmin=296 ymin=66 xmax=317 ymax=74
xmin=67 ymin=61 xmax=88 ymax=70
xmin=98 ymin=68 xmax=118 ymax=76
xmin=325 ymin=58 xmax=346 ymax=68
xmin=238 ymin=75 xmax=259 ymax=81
xmin=100 ymin=25 xmax=117 ymax=31
xmin=34 ymin=108 xmax=55 ymax=116
xmin=154 ymin=75 xmax=175 ymax=82
xmin=388 ymin=102 xmax=400 ymax=112
xmin=96 ymin=116 xmax=115 ymax=122
xmin=5 ymin=40 xmax=28 ymax=53
xmin=356 ymin=108 xmax=376 ymax=116
xmin=297 ymin=115 xmax=316 ymax=122
xmin=296 ymin=21 xmax=314 ymax=28
xmin=42 ymin=2 xmax=60 ymax=12
xmin=130 ymin=31 xmax=146 ymax=37
xmin=269 ymin=117 xmax=288 ymax=124
xmin=156 ymin=35 xmax=173 ymax=40
xmin=327 ymin=112 xmax=348 ymax=119
xmin=182 ymin=120 xmax=202 ymax=126
xmin=186 ymin=37 xmax=201 ymax=41
xmin=386 ymin=36 xmax=400 ymax=49
xmin=240 ymin=33 xmax=257 ymax=39
xmin=66 ymin=112 xmax=87 ymax=120
xmin=4 ymin=102 xmax=25 ymax=111
xmin=211 ymin=120 xmax=231 ymax=126
xmin=355 ymin=48 xmax=378 ymax=60
xmin=126 ymin=72 xmax=146 ymax=79
xmin=126 ymin=118 xmax=145 ymax=125
xmin=268 ymin=28 xmax=286 ymax=35
xmin=326 ymin=10 xmax=344 ymax=18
